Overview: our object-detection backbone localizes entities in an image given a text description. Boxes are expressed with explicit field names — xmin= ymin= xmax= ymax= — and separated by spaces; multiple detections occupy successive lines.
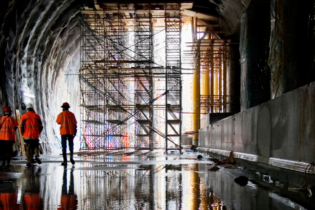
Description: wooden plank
xmin=15 ymin=110 xmax=25 ymax=156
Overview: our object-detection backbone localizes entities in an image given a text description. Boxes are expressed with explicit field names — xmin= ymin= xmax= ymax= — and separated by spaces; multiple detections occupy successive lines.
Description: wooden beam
xmin=15 ymin=110 xmax=25 ymax=156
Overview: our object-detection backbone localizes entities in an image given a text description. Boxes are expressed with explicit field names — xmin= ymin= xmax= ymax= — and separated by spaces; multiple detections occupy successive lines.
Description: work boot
xmin=70 ymin=150 xmax=75 ymax=165
xmin=2 ymin=154 xmax=6 ymax=166
xmin=61 ymin=153 xmax=67 ymax=166
xmin=35 ymin=155 xmax=42 ymax=164
xmin=6 ymin=156 xmax=11 ymax=167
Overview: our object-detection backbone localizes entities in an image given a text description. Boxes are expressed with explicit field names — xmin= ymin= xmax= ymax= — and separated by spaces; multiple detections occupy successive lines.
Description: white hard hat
xmin=26 ymin=103 xmax=34 ymax=109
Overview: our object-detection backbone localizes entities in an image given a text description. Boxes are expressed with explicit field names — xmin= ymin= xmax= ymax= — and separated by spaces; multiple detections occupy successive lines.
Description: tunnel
xmin=0 ymin=0 xmax=315 ymax=209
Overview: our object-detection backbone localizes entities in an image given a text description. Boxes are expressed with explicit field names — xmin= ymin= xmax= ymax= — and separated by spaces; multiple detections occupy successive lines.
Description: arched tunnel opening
xmin=0 ymin=0 xmax=245 ymax=153
xmin=1 ymin=0 xmax=87 ymax=153
xmin=1 ymin=0 xmax=315 ymax=209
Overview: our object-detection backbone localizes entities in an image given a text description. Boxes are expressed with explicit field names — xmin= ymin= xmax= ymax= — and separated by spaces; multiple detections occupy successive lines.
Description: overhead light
xmin=23 ymin=92 xmax=35 ymax=98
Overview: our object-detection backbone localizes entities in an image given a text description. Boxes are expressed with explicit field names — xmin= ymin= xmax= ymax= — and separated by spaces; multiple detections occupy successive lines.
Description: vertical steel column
xmin=210 ymin=41 xmax=214 ymax=113
xmin=134 ymin=5 xmax=154 ymax=150
xmin=192 ymin=50 xmax=200 ymax=143
xmin=79 ymin=11 xmax=85 ymax=150
xmin=223 ymin=43 xmax=227 ymax=112
xmin=103 ymin=10 xmax=107 ymax=150
xmin=219 ymin=47 xmax=222 ymax=112
xmin=165 ymin=3 xmax=182 ymax=153
xmin=202 ymin=50 xmax=210 ymax=113
xmin=179 ymin=9 xmax=182 ymax=153
xmin=164 ymin=3 xmax=168 ymax=153
xmin=149 ymin=9 xmax=154 ymax=151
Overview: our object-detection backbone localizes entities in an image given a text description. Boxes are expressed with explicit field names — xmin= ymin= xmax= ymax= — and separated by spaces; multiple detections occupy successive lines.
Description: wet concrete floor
xmin=0 ymin=151 xmax=313 ymax=210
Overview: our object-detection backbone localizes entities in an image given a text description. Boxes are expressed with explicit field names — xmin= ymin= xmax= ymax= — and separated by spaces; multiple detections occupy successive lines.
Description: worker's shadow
xmin=59 ymin=167 xmax=78 ymax=209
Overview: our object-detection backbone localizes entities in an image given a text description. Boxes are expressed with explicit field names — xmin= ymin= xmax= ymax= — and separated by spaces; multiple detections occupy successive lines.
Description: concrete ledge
xmin=198 ymin=147 xmax=315 ymax=174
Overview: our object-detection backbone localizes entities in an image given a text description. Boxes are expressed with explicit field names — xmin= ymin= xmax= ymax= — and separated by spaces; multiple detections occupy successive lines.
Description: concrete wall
xmin=199 ymin=81 xmax=315 ymax=164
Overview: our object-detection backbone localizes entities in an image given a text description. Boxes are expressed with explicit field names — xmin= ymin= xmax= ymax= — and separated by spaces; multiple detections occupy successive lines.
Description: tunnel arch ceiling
xmin=0 ymin=0 xmax=246 ymax=152
xmin=0 ymin=0 xmax=85 ymax=152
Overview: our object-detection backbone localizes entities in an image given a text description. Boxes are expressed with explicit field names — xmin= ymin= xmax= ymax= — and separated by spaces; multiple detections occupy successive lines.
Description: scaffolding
xmin=134 ymin=8 xmax=154 ymax=150
xmin=185 ymin=39 xmax=232 ymax=114
xmin=165 ymin=4 xmax=182 ymax=152
xmin=80 ymin=2 xmax=192 ymax=152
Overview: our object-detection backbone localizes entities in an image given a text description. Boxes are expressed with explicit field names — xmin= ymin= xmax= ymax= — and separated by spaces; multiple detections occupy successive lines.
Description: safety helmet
xmin=3 ymin=106 xmax=12 ymax=113
xmin=26 ymin=103 xmax=34 ymax=109
xmin=61 ymin=102 xmax=70 ymax=108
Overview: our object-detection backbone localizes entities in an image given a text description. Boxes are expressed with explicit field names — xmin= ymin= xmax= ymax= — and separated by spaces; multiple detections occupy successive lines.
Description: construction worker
xmin=58 ymin=168 xmax=77 ymax=210
xmin=20 ymin=103 xmax=43 ymax=167
xmin=56 ymin=102 xmax=77 ymax=165
xmin=0 ymin=106 xmax=18 ymax=167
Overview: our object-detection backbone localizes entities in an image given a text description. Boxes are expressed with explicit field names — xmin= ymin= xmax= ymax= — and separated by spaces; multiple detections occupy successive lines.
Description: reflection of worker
xmin=20 ymin=103 xmax=43 ymax=167
xmin=58 ymin=168 xmax=77 ymax=210
xmin=56 ymin=102 xmax=77 ymax=165
xmin=23 ymin=167 xmax=42 ymax=210
xmin=0 ymin=107 xmax=18 ymax=167
xmin=0 ymin=182 xmax=19 ymax=209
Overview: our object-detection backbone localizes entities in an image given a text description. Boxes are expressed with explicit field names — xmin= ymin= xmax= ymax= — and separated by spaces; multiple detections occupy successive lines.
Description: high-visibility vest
xmin=20 ymin=111 xmax=42 ymax=139
xmin=56 ymin=111 xmax=77 ymax=135
xmin=58 ymin=194 xmax=78 ymax=210
xmin=0 ymin=116 xmax=18 ymax=141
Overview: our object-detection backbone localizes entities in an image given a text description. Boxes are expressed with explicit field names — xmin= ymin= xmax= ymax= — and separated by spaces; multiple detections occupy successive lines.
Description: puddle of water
xmin=0 ymin=154 xmax=313 ymax=210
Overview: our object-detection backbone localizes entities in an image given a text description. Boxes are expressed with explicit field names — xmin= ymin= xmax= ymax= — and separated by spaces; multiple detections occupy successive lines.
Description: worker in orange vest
xmin=0 ymin=106 xmax=18 ymax=167
xmin=20 ymin=103 xmax=43 ymax=167
xmin=56 ymin=102 xmax=77 ymax=165
xmin=58 ymin=168 xmax=77 ymax=210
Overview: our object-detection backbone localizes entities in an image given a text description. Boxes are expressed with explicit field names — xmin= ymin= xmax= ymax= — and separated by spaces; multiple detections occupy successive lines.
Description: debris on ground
xmin=197 ymin=155 xmax=203 ymax=160
xmin=224 ymin=165 xmax=235 ymax=169
xmin=208 ymin=151 xmax=235 ymax=165
xmin=289 ymin=183 xmax=313 ymax=197
xmin=209 ymin=158 xmax=222 ymax=164
xmin=190 ymin=145 xmax=198 ymax=151
xmin=221 ymin=151 xmax=235 ymax=164
xmin=209 ymin=165 xmax=220 ymax=172
xmin=234 ymin=176 xmax=249 ymax=186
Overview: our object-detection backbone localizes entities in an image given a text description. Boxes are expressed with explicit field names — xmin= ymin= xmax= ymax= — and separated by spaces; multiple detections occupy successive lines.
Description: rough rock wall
xmin=208 ymin=0 xmax=252 ymax=34
xmin=210 ymin=0 xmax=315 ymax=105
xmin=227 ymin=45 xmax=240 ymax=113
xmin=269 ymin=0 xmax=315 ymax=98
xmin=239 ymin=0 xmax=271 ymax=110
xmin=0 ymin=0 xmax=85 ymax=153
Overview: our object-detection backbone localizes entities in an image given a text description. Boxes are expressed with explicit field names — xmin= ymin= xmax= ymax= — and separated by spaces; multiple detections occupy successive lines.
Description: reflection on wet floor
xmin=0 ymin=152 xmax=313 ymax=209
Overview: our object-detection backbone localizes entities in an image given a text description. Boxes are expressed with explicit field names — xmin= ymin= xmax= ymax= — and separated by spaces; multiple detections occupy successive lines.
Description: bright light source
xmin=23 ymin=92 xmax=35 ymax=98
